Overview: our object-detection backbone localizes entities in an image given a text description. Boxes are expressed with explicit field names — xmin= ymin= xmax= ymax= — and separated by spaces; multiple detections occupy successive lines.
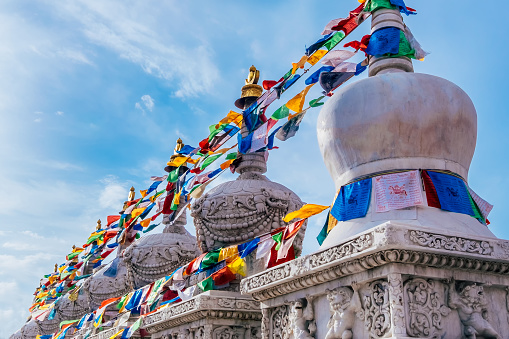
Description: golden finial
xmin=170 ymin=138 xmax=185 ymax=161
xmin=54 ymin=264 xmax=58 ymax=272
xmin=245 ymin=65 xmax=260 ymax=85
xmin=72 ymin=244 xmax=76 ymax=250
xmin=96 ymin=219 xmax=101 ymax=231
xmin=128 ymin=187 xmax=135 ymax=202
xmin=235 ymin=65 xmax=263 ymax=109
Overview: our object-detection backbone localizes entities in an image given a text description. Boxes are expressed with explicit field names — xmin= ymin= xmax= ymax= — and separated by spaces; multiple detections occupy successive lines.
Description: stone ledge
xmin=240 ymin=222 xmax=509 ymax=301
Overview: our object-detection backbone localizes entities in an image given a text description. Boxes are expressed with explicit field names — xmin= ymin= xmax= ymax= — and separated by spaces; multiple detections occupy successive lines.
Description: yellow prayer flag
xmin=131 ymin=207 xmax=145 ymax=219
xmin=166 ymin=155 xmax=188 ymax=167
xmin=219 ymin=246 xmax=239 ymax=264
xmin=108 ymin=330 xmax=124 ymax=339
xmin=220 ymin=159 xmax=234 ymax=170
xmin=286 ymin=84 xmax=314 ymax=113
xmin=216 ymin=111 xmax=243 ymax=128
xmin=283 ymin=204 xmax=330 ymax=222
xmin=140 ymin=219 xmax=151 ymax=228
xmin=292 ymin=55 xmax=308 ymax=74
xmin=140 ymin=189 xmax=148 ymax=198
xmin=228 ymin=257 xmax=246 ymax=277
xmin=307 ymin=49 xmax=328 ymax=66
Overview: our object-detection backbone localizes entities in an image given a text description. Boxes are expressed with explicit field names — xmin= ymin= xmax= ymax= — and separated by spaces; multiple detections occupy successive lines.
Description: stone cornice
xmin=141 ymin=294 xmax=262 ymax=334
xmin=240 ymin=222 xmax=509 ymax=301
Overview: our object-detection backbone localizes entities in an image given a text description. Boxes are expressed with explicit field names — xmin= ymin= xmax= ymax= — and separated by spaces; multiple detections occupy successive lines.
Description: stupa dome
xmin=317 ymin=72 xmax=477 ymax=190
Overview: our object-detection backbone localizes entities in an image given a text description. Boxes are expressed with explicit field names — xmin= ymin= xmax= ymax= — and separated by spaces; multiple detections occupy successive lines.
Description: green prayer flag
xmin=117 ymin=294 xmax=128 ymax=310
xmin=198 ymin=276 xmax=215 ymax=292
xmin=324 ymin=31 xmax=346 ymax=51
xmin=200 ymin=154 xmax=223 ymax=170
xmin=225 ymin=152 xmax=237 ymax=160
xmin=392 ymin=30 xmax=415 ymax=59
xmin=168 ymin=167 xmax=180 ymax=183
xmin=67 ymin=252 xmax=80 ymax=260
xmin=201 ymin=249 xmax=221 ymax=269
xmin=272 ymin=232 xmax=283 ymax=251
xmin=309 ymin=96 xmax=325 ymax=107
xmin=316 ymin=214 xmax=330 ymax=246
xmin=129 ymin=317 xmax=143 ymax=334
xmin=283 ymin=68 xmax=293 ymax=80
xmin=364 ymin=0 xmax=397 ymax=12
xmin=271 ymin=105 xmax=290 ymax=120
xmin=59 ymin=319 xmax=79 ymax=329
xmin=86 ymin=233 xmax=103 ymax=245
xmin=468 ymin=194 xmax=484 ymax=221
xmin=135 ymin=233 xmax=141 ymax=239
xmin=143 ymin=223 xmax=160 ymax=233
xmin=189 ymin=184 xmax=202 ymax=194
xmin=75 ymin=274 xmax=91 ymax=281
xmin=208 ymin=123 xmax=228 ymax=141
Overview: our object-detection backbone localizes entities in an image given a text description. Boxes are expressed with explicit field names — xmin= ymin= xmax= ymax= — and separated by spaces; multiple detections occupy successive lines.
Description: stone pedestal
xmin=141 ymin=291 xmax=262 ymax=339
xmin=241 ymin=223 xmax=509 ymax=338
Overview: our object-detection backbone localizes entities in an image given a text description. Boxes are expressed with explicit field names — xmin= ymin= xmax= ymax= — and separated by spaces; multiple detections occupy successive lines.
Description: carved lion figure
xmin=448 ymin=279 xmax=500 ymax=339
xmin=325 ymin=284 xmax=361 ymax=339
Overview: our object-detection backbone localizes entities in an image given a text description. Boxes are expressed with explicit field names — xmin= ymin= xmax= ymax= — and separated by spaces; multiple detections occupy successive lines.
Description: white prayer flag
xmin=374 ymin=170 xmax=424 ymax=213
xmin=256 ymin=234 xmax=275 ymax=260
xmin=322 ymin=50 xmax=356 ymax=67
xmin=249 ymin=122 xmax=269 ymax=153
xmin=467 ymin=187 xmax=493 ymax=219
xmin=177 ymin=285 xmax=196 ymax=301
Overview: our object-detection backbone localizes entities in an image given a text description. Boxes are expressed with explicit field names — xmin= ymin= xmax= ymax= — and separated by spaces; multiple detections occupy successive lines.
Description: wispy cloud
xmin=135 ymin=94 xmax=155 ymax=113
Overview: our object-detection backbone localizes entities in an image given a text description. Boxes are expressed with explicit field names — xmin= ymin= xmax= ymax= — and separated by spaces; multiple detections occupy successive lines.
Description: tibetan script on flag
xmin=374 ymin=170 xmax=423 ymax=213
xmin=427 ymin=171 xmax=474 ymax=216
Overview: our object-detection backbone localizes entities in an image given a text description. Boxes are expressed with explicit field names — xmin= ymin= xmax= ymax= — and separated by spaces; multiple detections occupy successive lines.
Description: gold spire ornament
xmin=54 ymin=264 xmax=58 ymax=273
xmin=170 ymin=138 xmax=185 ymax=162
xmin=235 ymin=65 xmax=263 ymax=109
xmin=128 ymin=186 xmax=135 ymax=202
xmin=96 ymin=219 xmax=101 ymax=231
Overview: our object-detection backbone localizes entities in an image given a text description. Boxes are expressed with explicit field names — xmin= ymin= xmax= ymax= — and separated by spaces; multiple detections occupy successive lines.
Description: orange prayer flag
xmin=292 ymin=55 xmax=308 ymax=74
xmin=140 ymin=219 xmax=151 ymax=228
xmin=286 ymin=84 xmax=314 ymax=113
xmin=307 ymin=49 xmax=328 ymax=66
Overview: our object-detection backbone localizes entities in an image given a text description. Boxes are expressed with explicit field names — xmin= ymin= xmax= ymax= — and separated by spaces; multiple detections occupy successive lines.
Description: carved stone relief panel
xmin=213 ymin=326 xmax=244 ymax=339
xmin=325 ymin=286 xmax=360 ymax=339
xmin=403 ymin=278 xmax=450 ymax=338
xmin=357 ymin=280 xmax=391 ymax=338
xmin=269 ymin=305 xmax=289 ymax=339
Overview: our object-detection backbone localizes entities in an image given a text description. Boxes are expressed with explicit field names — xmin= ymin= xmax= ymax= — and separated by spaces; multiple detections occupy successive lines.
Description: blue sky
xmin=1 ymin=1 xmax=508 ymax=337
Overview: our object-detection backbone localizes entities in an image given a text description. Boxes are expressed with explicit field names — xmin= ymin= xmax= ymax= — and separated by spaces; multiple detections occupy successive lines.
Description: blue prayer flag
xmin=305 ymin=33 xmax=334 ymax=56
xmin=282 ymin=74 xmax=301 ymax=92
xmin=103 ymin=258 xmax=119 ymax=278
xmin=146 ymin=181 xmax=162 ymax=195
xmin=355 ymin=62 xmax=367 ymax=76
xmin=238 ymin=132 xmax=254 ymax=154
xmin=125 ymin=289 xmax=144 ymax=311
xmin=176 ymin=144 xmax=197 ymax=155
xmin=390 ymin=0 xmax=416 ymax=15
xmin=139 ymin=203 xmax=155 ymax=220
xmin=427 ymin=171 xmax=474 ymax=216
xmin=331 ymin=178 xmax=372 ymax=221
xmin=305 ymin=66 xmax=334 ymax=85
xmin=365 ymin=27 xmax=401 ymax=57
xmin=267 ymin=127 xmax=282 ymax=150
xmin=238 ymin=238 xmax=260 ymax=258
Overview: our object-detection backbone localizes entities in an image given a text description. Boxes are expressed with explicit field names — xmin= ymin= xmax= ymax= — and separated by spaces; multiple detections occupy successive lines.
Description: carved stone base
xmin=142 ymin=291 xmax=262 ymax=339
xmin=241 ymin=222 xmax=509 ymax=338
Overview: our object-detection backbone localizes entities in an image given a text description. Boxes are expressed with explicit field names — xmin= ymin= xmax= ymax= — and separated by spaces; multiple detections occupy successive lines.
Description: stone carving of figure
xmin=286 ymin=296 xmax=316 ymax=339
xmin=325 ymin=283 xmax=361 ymax=339
xmin=447 ymin=279 xmax=500 ymax=339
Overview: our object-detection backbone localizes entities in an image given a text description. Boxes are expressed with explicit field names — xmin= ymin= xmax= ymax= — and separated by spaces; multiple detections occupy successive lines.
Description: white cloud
xmin=57 ymin=48 xmax=94 ymax=65
xmin=34 ymin=111 xmax=43 ymax=115
xmin=56 ymin=111 xmax=64 ymax=116
xmin=33 ymin=118 xmax=42 ymax=123
xmin=98 ymin=175 xmax=128 ymax=209
xmin=52 ymin=1 xmax=220 ymax=98
xmin=141 ymin=94 xmax=154 ymax=111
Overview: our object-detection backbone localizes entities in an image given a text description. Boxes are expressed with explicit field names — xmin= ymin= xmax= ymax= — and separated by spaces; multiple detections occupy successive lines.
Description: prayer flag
xmin=200 ymin=153 xmax=223 ymax=170
xmin=198 ymin=277 xmax=214 ymax=292
xmin=177 ymin=286 xmax=196 ymax=301
xmin=238 ymin=238 xmax=260 ymax=258
xmin=364 ymin=0 xmax=397 ymax=12
xmin=319 ymin=71 xmax=354 ymax=94
xmin=426 ymin=171 xmax=474 ymax=216
xmin=422 ymin=170 xmax=443 ymax=208
xmin=107 ymin=215 xmax=121 ymax=226
xmin=256 ymin=235 xmax=275 ymax=260
xmin=275 ymin=111 xmax=307 ymax=141
xmin=286 ymin=84 xmax=314 ymax=113
xmin=175 ymin=145 xmax=197 ymax=155
xmin=218 ymin=246 xmax=239 ymax=264
xmin=271 ymin=105 xmax=290 ymax=120
xmin=201 ymin=249 xmax=221 ymax=269
xmin=365 ymin=27 xmax=400 ymax=56
xmin=283 ymin=204 xmax=329 ymax=222
xmin=331 ymin=178 xmax=372 ymax=221
xmin=305 ymin=33 xmax=334 ymax=56
xmin=467 ymin=187 xmax=493 ymax=219
xmin=316 ymin=213 xmax=330 ymax=246
xmin=122 ymin=317 xmax=142 ymax=339
xmin=248 ymin=122 xmax=269 ymax=153
xmin=404 ymin=26 xmax=428 ymax=60
xmin=238 ymin=131 xmax=254 ymax=154
xmin=292 ymin=55 xmax=308 ymax=74
xmin=228 ymin=257 xmax=247 ymax=276
xmin=327 ymin=4 xmax=365 ymax=35
xmin=307 ymin=50 xmax=328 ymax=66
xmin=309 ymin=96 xmax=325 ymax=107
xmin=263 ymin=79 xmax=280 ymax=90
xmin=373 ymin=170 xmax=424 ymax=213
xmin=390 ymin=0 xmax=416 ymax=15
xmin=305 ymin=66 xmax=334 ymax=85
xmin=212 ymin=266 xmax=236 ymax=286
xmin=323 ymin=32 xmax=346 ymax=51
xmin=321 ymin=50 xmax=356 ymax=67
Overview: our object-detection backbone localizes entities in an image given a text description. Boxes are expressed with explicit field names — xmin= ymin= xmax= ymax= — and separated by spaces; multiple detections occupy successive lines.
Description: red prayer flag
xmin=162 ymin=192 xmax=175 ymax=215
xmin=344 ymin=34 xmax=371 ymax=52
xmin=422 ymin=170 xmax=441 ymax=209
xmin=107 ymin=215 xmax=121 ymax=226
xmin=267 ymin=245 xmax=295 ymax=269
xmin=330 ymin=4 xmax=364 ymax=35
xmin=212 ymin=266 xmax=236 ymax=286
